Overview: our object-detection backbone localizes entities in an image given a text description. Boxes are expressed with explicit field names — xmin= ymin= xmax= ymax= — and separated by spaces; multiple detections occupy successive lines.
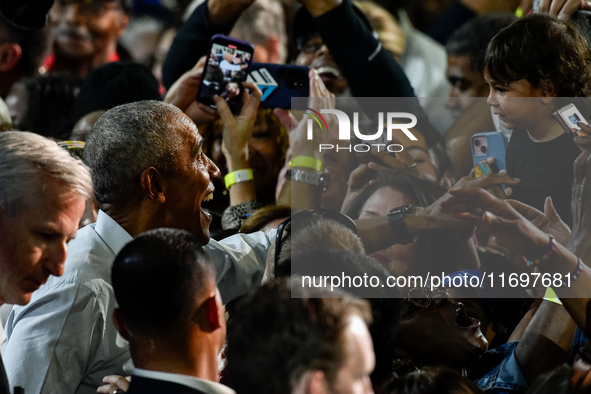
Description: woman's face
xmin=358 ymin=186 xmax=419 ymax=275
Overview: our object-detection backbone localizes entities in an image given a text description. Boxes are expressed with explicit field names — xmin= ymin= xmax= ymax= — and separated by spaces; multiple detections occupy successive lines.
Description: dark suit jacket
xmin=0 ymin=355 xmax=10 ymax=394
xmin=126 ymin=375 xmax=209 ymax=394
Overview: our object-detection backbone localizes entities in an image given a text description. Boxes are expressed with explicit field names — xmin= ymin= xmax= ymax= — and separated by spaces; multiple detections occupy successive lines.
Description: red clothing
xmin=41 ymin=51 xmax=120 ymax=72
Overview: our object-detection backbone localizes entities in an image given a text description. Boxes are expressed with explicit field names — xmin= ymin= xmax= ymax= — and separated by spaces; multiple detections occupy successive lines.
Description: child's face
xmin=484 ymin=69 xmax=554 ymax=130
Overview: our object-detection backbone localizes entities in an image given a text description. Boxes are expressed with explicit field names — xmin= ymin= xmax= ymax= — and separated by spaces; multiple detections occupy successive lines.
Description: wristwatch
xmin=387 ymin=205 xmax=417 ymax=245
xmin=286 ymin=169 xmax=330 ymax=192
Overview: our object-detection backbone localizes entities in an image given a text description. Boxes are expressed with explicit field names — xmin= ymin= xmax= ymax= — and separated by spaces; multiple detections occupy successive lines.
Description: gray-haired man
xmin=0 ymin=131 xmax=92 ymax=393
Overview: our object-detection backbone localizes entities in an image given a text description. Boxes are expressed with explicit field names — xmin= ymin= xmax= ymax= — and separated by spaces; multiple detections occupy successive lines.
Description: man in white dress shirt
xmin=112 ymin=228 xmax=232 ymax=394
xmin=0 ymin=131 xmax=92 ymax=394
xmin=4 ymin=101 xmax=271 ymax=394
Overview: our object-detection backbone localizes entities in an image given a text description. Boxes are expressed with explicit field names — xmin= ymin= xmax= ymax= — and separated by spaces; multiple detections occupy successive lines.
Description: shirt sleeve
xmin=205 ymin=231 xmax=275 ymax=303
xmin=161 ymin=0 xmax=237 ymax=89
xmin=4 ymin=279 xmax=128 ymax=394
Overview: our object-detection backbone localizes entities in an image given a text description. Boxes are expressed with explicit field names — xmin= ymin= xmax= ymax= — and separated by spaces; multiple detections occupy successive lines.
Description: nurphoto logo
xmin=305 ymin=108 xmax=418 ymax=153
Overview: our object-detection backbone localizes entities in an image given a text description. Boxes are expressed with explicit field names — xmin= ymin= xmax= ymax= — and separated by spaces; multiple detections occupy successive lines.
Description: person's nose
xmin=206 ymin=154 xmax=221 ymax=181
xmin=43 ymin=241 xmax=67 ymax=278
xmin=487 ymin=89 xmax=498 ymax=107
xmin=445 ymin=88 xmax=460 ymax=110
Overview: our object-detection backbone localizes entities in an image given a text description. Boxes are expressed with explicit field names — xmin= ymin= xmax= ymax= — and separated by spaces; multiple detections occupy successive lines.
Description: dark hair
xmin=12 ymin=75 xmax=82 ymax=140
xmin=111 ymin=228 xmax=214 ymax=338
xmin=224 ymin=277 xmax=371 ymax=394
xmin=386 ymin=367 xmax=483 ymax=394
xmin=343 ymin=168 xmax=446 ymax=219
xmin=84 ymin=100 xmax=183 ymax=209
xmin=239 ymin=205 xmax=292 ymax=233
xmin=484 ymin=14 xmax=591 ymax=97
xmin=446 ymin=13 xmax=517 ymax=73
xmin=343 ymin=169 xmax=469 ymax=274
xmin=74 ymin=62 xmax=161 ymax=122
xmin=0 ymin=16 xmax=47 ymax=77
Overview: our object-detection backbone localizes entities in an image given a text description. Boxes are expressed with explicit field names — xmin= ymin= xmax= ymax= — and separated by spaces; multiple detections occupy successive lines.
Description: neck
xmin=103 ymin=199 xmax=164 ymax=239
xmin=527 ymin=118 xmax=564 ymax=142
xmin=133 ymin=338 xmax=221 ymax=382
xmin=53 ymin=42 xmax=117 ymax=78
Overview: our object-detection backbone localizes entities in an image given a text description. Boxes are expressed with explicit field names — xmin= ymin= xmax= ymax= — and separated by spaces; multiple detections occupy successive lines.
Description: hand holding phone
xmin=197 ymin=34 xmax=254 ymax=114
xmin=471 ymin=132 xmax=507 ymax=175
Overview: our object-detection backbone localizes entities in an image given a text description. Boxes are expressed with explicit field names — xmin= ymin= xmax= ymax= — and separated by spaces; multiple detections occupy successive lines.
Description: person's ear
xmin=194 ymin=295 xmax=222 ymax=332
xmin=0 ymin=43 xmax=22 ymax=72
xmin=139 ymin=167 xmax=166 ymax=204
xmin=540 ymin=79 xmax=558 ymax=102
xmin=112 ymin=308 xmax=130 ymax=340
xmin=264 ymin=36 xmax=281 ymax=64
xmin=292 ymin=370 xmax=328 ymax=394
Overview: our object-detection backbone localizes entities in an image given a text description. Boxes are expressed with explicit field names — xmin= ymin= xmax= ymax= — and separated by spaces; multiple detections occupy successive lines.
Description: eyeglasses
xmin=298 ymin=37 xmax=328 ymax=55
xmin=404 ymin=287 xmax=450 ymax=309
xmin=274 ymin=209 xmax=358 ymax=276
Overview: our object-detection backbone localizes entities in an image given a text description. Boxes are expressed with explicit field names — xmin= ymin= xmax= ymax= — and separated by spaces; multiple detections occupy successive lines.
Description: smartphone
xmin=196 ymin=34 xmax=254 ymax=114
xmin=247 ymin=63 xmax=309 ymax=109
xmin=553 ymin=103 xmax=589 ymax=133
xmin=471 ymin=132 xmax=507 ymax=175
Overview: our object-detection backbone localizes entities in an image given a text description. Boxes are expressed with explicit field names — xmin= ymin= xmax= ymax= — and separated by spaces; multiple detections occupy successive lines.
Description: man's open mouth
xmin=454 ymin=302 xmax=480 ymax=329
xmin=316 ymin=66 xmax=342 ymax=80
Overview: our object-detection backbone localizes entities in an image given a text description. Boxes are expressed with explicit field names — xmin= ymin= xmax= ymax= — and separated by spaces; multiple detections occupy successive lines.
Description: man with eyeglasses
xmin=44 ymin=0 xmax=131 ymax=78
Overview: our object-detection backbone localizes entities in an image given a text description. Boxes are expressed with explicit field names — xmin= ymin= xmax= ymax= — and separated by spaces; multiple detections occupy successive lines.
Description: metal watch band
xmin=286 ymin=169 xmax=330 ymax=192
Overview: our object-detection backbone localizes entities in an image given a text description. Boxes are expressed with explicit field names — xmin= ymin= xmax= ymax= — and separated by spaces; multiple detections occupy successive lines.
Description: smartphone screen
xmin=197 ymin=35 xmax=254 ymax=114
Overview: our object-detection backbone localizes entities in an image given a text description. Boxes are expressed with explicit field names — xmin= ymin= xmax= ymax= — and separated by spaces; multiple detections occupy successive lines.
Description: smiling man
xmin=0 ymin=131 xmax=92 ymax=392
xmin=4 ymin=100 xmax=272 ymax=394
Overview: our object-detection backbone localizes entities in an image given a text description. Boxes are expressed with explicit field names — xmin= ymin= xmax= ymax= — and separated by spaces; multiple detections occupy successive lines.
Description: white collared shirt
xmin=5 ymin=210 xmax=272 ymax=394
xmin=133 ymin=369 xmax=235 ymax=394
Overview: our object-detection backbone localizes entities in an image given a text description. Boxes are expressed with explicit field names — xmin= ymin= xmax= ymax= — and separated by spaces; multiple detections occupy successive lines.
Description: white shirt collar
xmin=133 ymin=369 xmax=235 ymax=394
xmin=94 ymin=210 xmax=134 ymax=256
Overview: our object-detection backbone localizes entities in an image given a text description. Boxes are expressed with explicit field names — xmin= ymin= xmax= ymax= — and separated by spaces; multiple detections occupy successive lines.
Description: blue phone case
xmin=247 ymin=63 xmax=309 ymax=109
xmin=471 ymin=132 xmax=507 ymax=172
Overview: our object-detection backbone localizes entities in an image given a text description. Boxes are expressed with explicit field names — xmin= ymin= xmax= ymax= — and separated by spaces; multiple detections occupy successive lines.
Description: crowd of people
xmin=1 ymin=0 xmax=591 ymax=393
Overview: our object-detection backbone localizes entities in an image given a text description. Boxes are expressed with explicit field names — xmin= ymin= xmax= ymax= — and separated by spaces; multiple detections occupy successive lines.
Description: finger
xmin=507 ymin=199 xmax=543 ymax=220
xmin=480 ymin=211 xmax=515 ymax=234
xmin=522 ymin=0 xmax=534 ymax=14
xmin=538 ymin=0 xmax=552 ymax=12
xmin=348 ymin=164 xmax=374 ymax=189
xmin=197 ymin=102 xmax=218 ymax=117
xmin=102 ymin=376 xmax=129 ymax=387
xmin=193 ymin=56 xmax=207 ymax=70
xmin=242 ymin=81 xmax=262 ymax=102
xmin=557 ymin=0 xmax=580 ymax=18
xmin=543 ymin=196 xmax=563 ymax=224
xmin=214 ymin=95 xmax=234 ymax=122
xmin=273 ymin=108 xmax=298 ymax=131
xmin=474 ymin=173 xmax=521 ymax=189
xmin=96 ymin=385 xmax=112 ymax=394
xmin=582 ymin=0 xmax=591 ymax=10
xmin=367 ymin=161 xmax=386 ymax=171
xmin=444 ymin=188 xmax=517 ymax=218
xmin=578 ymin=122 xmax=591 ymax=135
xmin=574 ymin=149 xmax=591 ymax=183
xmin=371 ymin=150 xmax=407 ymax=169
xmin=549 ymin=0 xmax=568 ymax=16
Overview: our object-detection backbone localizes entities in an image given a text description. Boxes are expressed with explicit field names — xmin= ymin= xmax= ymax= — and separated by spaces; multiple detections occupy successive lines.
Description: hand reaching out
xmin=507 ymin=197 xmax=571 ymax=246
xmin=164 ymin=57 xmax=219 ymax=126
xmin=215 ymin=81 xmax=262 ymax=172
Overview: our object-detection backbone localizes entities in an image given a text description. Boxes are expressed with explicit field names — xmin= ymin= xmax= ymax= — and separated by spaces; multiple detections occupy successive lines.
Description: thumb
xmin=544 ymin=196 xmax=562 ymax=223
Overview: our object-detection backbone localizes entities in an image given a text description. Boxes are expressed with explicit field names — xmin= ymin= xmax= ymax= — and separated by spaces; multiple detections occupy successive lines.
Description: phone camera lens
xmin=481 ymin=146 xmax=488 ymax=154
xmin=474 ymin=139 xmax=480 ymax=146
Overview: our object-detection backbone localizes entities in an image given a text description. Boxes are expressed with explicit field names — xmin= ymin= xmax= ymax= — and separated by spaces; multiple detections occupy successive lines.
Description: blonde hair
xmin=0 ymin=131 xmax=93 ymax=215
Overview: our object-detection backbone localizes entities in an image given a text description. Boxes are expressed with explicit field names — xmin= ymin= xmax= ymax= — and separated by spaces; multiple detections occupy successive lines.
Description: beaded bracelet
xmin=554 ymin=257 xmax=584 ymax=288
xmin=523 ymin=235 xmax=557 ymax=267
